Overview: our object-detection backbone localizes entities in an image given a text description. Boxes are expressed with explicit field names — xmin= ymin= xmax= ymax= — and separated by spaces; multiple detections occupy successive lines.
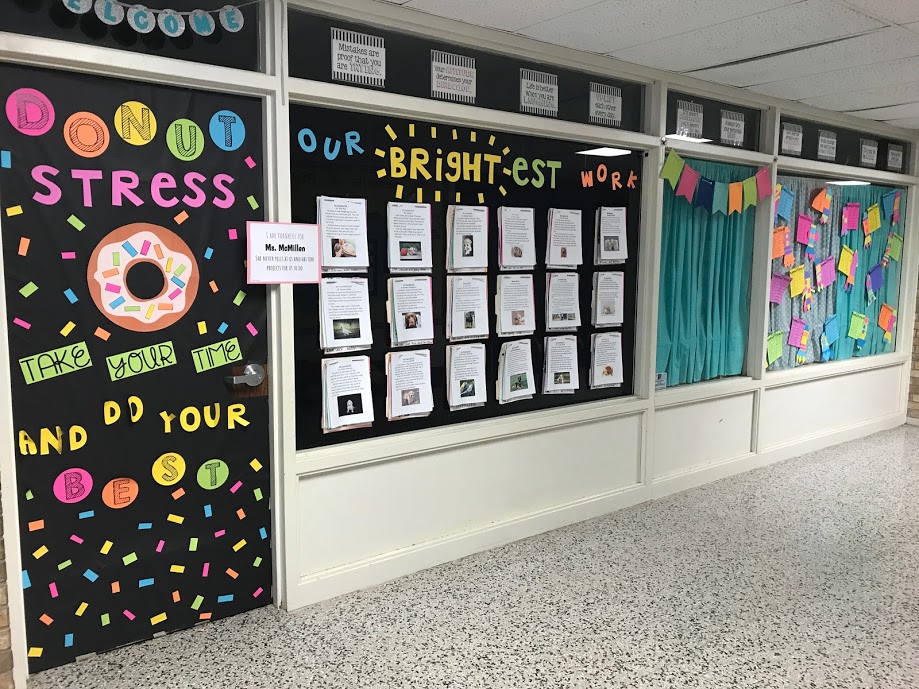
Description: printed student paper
xmin=545 ymin=272 xmax=581 ymax=332
xmin=446 ymin=342 xmax=487 ymax=409
xmin=594 ymin=207 xmax=628 ymax=264
xmin=497 ymin=339 xmax=536 ymax=404
xmin=589 ymin=331 xmax=623 ymax=389
xmin=446 ymin=205 xmax=489 ymax=272
xmin=446 ymin=275 xmax=490 ymax=341
xmin=318 ymin=196 xmax=370 ymax=273
xmin=546 ymin=208 xmax=583 ymax=268
xmin=592 ymin=271 xmax=625 ymax=327
xmin=498 ymin=206 xmax=537 ymax=270
xmin=387 ymin=202 xmax=432 ymax=273
xmin=321 ymin=355 xmax=374 ymax=432
xmin=319 ymin=277 xmax=373 ymax=352
xmin=387 ymin=276 xmax=434 ymax=347
xmin=496 ymin=274 xmax=536 ymax=337
xmin=543 ymin=335 xmax=579 ymax=394
xmin=386 ymin=349 xmax=434 ymax=420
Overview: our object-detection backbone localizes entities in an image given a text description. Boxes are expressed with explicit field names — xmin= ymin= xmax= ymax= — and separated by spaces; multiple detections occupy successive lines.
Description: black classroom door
xmin=0 ymin=64 xmax=272 ymax=672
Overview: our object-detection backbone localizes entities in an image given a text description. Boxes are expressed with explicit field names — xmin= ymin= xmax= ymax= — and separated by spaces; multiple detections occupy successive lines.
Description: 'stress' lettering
xmin=191 ymin=337 xmax=242 ymax=373
xmin=105 ymin=341 xmax=176 ymax=381
xmin=19 ymin=341 xmax=92 ymax=384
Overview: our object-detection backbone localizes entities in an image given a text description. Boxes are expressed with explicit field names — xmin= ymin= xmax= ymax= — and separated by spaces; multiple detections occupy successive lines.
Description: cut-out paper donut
xmin=87 ymin=222 xmax=199 ymax=332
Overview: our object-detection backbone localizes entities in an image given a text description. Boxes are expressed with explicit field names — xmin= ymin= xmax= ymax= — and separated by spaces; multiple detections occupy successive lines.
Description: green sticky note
xmin=253 ymin=557 xmax=262 ymax=568
xmin=190 ymin=337 xmax=242 ymax=373
xmin=25 ymin=490 xmax=33 ymax=500
xmin=189 ymin=538 xmax=198 ymax=552
xmin=19 ymin=281 xmax=38 ymax=298
xmin=191 ymin=595 xmax=204 ymax=611
xmin=58 ymin=560 xmax=72 ymax=571
xmin=68 ymin=214 xmax=85 ymax=231
xmin=105 ymin=341 xmax=176 ymax=381
xmin=659 ymin=150 xmax=685 ymax=189
xmin=100 ymin=613 xmax=110 ymax=627
xmin=766 ymin=331 xmax=783 ymax=365
xmin=742 ymin=176 xmax=757 ymax=210
xmin=253 ymin=488 xmax=263 ymax=501
xmin=848 ymin=312 xmax=868 ymax=339
xmin=123 ymin=552 xmax=137 ymax=566
xmin=233 ymin=290 xmax=246 ymax=306
xmin=19 ymin=341 xmax=93 ymax=385
xmin=889 ymin=233 xmax=903 ymax=261
xmin=247 ymin=195 xmax=260 ymax=210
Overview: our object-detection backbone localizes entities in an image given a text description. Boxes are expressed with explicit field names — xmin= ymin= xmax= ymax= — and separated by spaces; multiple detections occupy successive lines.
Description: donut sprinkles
xmin=87 ymin=222 xmax=199 ymax=333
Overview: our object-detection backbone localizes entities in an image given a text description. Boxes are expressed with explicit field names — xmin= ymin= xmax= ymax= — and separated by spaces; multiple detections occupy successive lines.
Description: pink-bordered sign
xmin=246 ymin=221 xmax=321 ymax=284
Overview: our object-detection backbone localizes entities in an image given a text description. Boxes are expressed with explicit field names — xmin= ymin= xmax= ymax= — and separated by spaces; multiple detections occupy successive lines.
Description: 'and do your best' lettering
xmin=5 ymin=87 xmax=247 ymax=209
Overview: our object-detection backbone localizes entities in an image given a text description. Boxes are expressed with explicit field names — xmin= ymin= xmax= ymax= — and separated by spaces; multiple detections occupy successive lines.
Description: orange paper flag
xmin=728 ymin=182 xmax=743 ymax=214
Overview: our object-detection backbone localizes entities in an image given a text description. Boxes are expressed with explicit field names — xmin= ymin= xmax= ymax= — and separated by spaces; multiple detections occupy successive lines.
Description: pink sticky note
xmin=214 ymin=530 xmax=226 ymax=538
xmin=796 ymin=214 xmax=812 ymax=245
xmin=842 ymin=203 xmax=859 ymax=232
xmin=123 ymin=610 xmax=135 ymax=621
xmin=769 ymin=274 xmax=791 ymax=304
xmin=140 ymin=240 xmax=151 ymax=256
xmin=156 ymin=540 xmax=164 ymax=553
xmin=49 ymin=582 xmax=59 ymax=598
xmin=61 ymin=251 xmax=76 ymax=260
xmin=245 ymin=156 xmax=256 ymax=169
xmin=230 ymin=480 xmax=242 ymax=493
xmin=228 ymin=228 xmax=238 ymax=240
xmin=105 ymin=283 xmax=121 ymax=293
xmin=245 ymin=322 xmax=258 ymax=336
xmin=168 ymin=288 xmax=182 ymax=300
xmin=253 ymin=587 xmax=264 ymax=598
xmin=70 ymin=535 xmax=83 ymax=544
xmin=202 ymin=562 xmax=210 ymax=577
xmin=13 ymin=318 xmax=31 ymax=330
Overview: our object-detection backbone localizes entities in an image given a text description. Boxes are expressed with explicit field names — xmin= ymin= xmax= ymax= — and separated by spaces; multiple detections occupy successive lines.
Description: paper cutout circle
xmin=189 ymin=9 xmax=216 ymax=36
xmin=126 ymin=6 xmax=156 ymax=34
xmin=157 ymin=9 xmax=185 ymax=38
xmin=219 ymin=5 xmax=244 ymax=33
xmin=53 ymin=468 xmax=93 ymax=504
xmin=87 ymin=222 xmax=199 ymax=332
xmin=62 ymin=0 xmax=93 ymax=14
xmin=208 ymin=110 xmax=245 ymax=151
xmin=64 ymin=111 xmax=110 ymax=158
xmin=166 ymin=118 xmax=205 ymax=161
xmin=196 ymin=459 xmax=229 ymax=490
xmin=113 ymin=100 xmax=157 ymax=146
xmin=101 ymin=477 xmax=139 ymax=509
xmin=152 ymin=452 xmax=186 ymax=486
xmin=5 ymin=88 xmax=55 ymax=137
xmin=93 ymin=0 xmax=124 ymax=25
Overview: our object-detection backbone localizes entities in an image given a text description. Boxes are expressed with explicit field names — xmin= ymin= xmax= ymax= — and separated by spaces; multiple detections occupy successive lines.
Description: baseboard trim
xmin=287 ymin=482 xmax=648 ymax=609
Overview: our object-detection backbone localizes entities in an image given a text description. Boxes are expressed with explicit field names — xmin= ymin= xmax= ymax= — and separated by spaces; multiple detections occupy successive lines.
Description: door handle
xmin=225 ymin=363 xmax=265 ymax=388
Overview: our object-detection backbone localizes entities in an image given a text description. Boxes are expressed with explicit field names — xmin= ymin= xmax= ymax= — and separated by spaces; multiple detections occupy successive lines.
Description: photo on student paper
xmin=511 ymin=310 xmax=526 ymax=326
xmin=603 ymin=236 xmax=619 ymax=252
xmin=461 ymin=235 xmax=474 ymax=257
xmin=602 ymin=303 xmax=615 ymax=316
xmin=511 ymin=245 xmax=523 ymax=258
xmin=601 ymin=365 xmax=614 ymax=377
xmin=554 ymin=372 xmax=570 ymax=385
xmin=402 ymin=312 xmax=421 ymax=329
xmin=330 ymin=238 xmax=357 ymax=258
xmin=510 ymin=373 xmax=528 ymax=391
xmin=401 ymin=388 xmax=420 ymax=406
xmin=560 ymin=247 xmax=568 ymax=258
xmin=337 ymin=394 xmax=364 ymax=416
xmin=551 ymin=313 xmax=568 ymax=322
xmin=399 ymin=241 xmax=422 ymax=261
xmin=333 ymin=318 xmax=361 ymax=339
xmin=565 ymin=312 xmax=577 ymax=321
xmin=459 ymin=379 xmax=476 ymax=397
xmin=464 ymin=311 xmax=476 ymax=329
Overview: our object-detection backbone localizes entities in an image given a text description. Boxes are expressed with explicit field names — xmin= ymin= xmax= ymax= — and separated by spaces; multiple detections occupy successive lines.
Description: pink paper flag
xmin=796 ymin=214 xmax=812 ymax=245
xmin=755 ymin=167 xmax=771 ymax=201
xmin=788 ymin=318 xmax=807 ymax=349
xmin=675 ymin=165 xmax=699 ymax=203
xmin=842 ymin=202 xmax=859 ymax=233
xmin=769 ymin=274 xmax=791 ymax=304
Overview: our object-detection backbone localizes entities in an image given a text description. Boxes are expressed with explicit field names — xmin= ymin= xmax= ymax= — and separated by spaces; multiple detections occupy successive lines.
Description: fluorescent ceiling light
xmin=664 ymin=134 xmax=713 ymax=143
xmin=828 ymin=180 xmax=870 ymax=186
xmin=575 ymin=147 xmax=632 ymax=157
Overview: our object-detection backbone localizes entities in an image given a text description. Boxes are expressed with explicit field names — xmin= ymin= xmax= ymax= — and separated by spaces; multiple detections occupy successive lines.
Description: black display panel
xmin=290 ymin=105 xmax=643 ymax=450
xmin=288 ymin=10 xmax=645 ymax=133
xmin=1 ymin=0 xmax=262 ymax=72
xmin=779 ymin=116 xmax=911 ymax=171
xmin=665 ymin=91 xmax=761 ymax=151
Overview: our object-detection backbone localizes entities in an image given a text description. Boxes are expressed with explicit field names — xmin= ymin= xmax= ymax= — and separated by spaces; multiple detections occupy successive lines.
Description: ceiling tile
xmin=883 ymin=116 xmax=919 ymax=127
xmin=517 ymin=0 xmax=798 ymax=55
xmin=402 ymin=0 xmax=604 ymax=32
xmin=839 ymin=0 xmax=919 ymax=24
xmin=609 ymin=0 xmax=884 ymax=72
xmin=689 ymin=26 xmax=919 ymax=87
xmin=801 ymin=80 xmax=919 ymax=110
xmin=847 ymin=101 xmax=919 ymax=119
xmin=748 ymin=55 xmax=919 ymax=100
xmin=907 ymin=21 xmax=919 ymax=33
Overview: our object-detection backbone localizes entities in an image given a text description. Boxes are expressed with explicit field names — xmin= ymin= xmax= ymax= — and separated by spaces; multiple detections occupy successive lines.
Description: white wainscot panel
xmin=760 ymin=365 xmax=903 ymax=449
xmin=297 ymin=413 xmax=642 ymax=577
xmin=652 ymin=393 xmax=754 ymax=479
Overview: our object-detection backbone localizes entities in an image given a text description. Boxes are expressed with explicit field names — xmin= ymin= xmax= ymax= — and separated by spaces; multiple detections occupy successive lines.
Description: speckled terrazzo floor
xmin=28 ymin=425 xmax=919 ymax=689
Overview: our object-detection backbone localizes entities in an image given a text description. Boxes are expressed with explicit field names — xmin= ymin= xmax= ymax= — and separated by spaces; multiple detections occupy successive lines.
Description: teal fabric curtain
xmin=657 ymin=159 xmax=756 ymax=387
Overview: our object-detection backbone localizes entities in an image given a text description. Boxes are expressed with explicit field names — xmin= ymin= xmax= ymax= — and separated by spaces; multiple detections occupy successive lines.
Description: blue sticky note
xmin=137 ymin=522 xmax=152 ymax=530
xmin=259 ymin=527 xmax=267 ymax=540
xmin=0 ymin=151 xmax=10 ymax=169
xmin=824 ymin=315 xmax=839 ymax=345
xmin=63 ymin=288 xmax=78 ymax=304
xmin=64 ymin=633 xmax=73 ymax=648
xmin=217 ymin=322 xmax=228 ymax=334
xmin=204 ymin=247 xmax=214 ymax=260
xmin=217 ymin=594 xmax=234 ymax=603
xmin=138 ymin=578 xmax=154 ymax=588
xmin=83 ymin=569 xmax=98 ymax=582
xmin=204 ymin=504 xmax=212 ymax=518
xmin=78 ymin=510 xmax=94 ymax=519
xmin=22 ymin=570 xmax=31 ymax=589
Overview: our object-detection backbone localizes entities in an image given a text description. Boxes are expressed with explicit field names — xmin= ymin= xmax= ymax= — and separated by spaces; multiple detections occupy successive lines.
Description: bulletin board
xmin=290 ymin=105 xmax=643 ymax=450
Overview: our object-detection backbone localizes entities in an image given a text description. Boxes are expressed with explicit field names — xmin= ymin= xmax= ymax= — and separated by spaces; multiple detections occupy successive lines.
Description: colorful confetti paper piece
xmin=68 ymin=215 xmax=85 ymax=231
xmin=18 ymin=237 xmax=30 ymax=256
xmin=94 ymin=327 xmax=111 ymax=341
xmin=204 ymin=247 xmax=214 ymax=259
xmin=228 ymin=228 xmax=238 ymax=240
xmin=19 ymin=281 xmax=38 ymax=298
xmin=0 ymin=150 xmax=10 ymax=168
xmin=64 ymin=288 xmax=78 ymax=304
xmin=245 ymin=156 xmax=256 ymax=169
xmin=13 ymin=317 xmax=31 ymax=330
xmin=247 ymin=195 xmax=259 ymax=210
xmin=174 ymin=210 xmax=189 ymax=224
xmin=6 ymin=205 xmax=23 ymax=216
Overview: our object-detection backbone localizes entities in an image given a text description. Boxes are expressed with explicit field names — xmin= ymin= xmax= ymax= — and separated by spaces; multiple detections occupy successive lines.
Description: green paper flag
xmin=712 ymin=182 xmax=729 ymax=215
xmin=742 ymin=176 xmax=757 ymax=210
xmin=660 ymin=150 xmax=685 ymax=190
xmin=766 ymin=331 xmax=784 ymax=365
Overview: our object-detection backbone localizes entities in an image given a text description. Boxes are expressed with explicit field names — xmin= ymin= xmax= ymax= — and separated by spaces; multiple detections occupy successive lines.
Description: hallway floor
xmin=29 ymin=426 xmax=919 ymax=688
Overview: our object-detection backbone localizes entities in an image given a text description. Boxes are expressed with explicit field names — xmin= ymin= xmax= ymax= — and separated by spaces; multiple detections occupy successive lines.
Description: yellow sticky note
xmin=197 ymin=321 xmax=207 ymax=335
xmin=33 ymin=545 xmax=48 ymax=559
xmin=150 ymin=612 xmax=167 ymax=625
xmin=789 ymin=265 xmax=805 ymax=297
xmin=76 ymin=602 xmax=88 ymax=617
xmin=867 ymin=204 xmax=881 ymax=233
xmin=170 ymin=564 xmax=186 ymax=573
xmin=167 ymin=514 xmax=185 ymax=524
xmin=838 ymin=246 xmax=854 ymax=276
xmin=100 ymin=540 xmax=113 ymax=555
xmin=232 ymin=539 xmax=246 ymax=552
xmin=28 ymin=647 xmax=43 ymax=658
xmin=250 ymin=458 xmax=263 ymax=472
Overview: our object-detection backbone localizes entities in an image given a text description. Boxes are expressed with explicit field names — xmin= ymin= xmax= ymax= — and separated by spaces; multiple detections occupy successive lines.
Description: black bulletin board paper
xmin=0 ymin=64 xmax=271 ymax=672
xmin=291 ymin=105 xmax=643 ymax=450
xmin=780 ymin=116 xmax=911 ymax=170
xmin=666 ymin=91 xmax=761 ymax=151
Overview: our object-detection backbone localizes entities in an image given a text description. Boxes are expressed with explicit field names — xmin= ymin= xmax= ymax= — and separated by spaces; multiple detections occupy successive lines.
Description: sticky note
xmin=0 ymin=150 xmax=10 ymax=168
xmin=217 ymin=322 xmax=228 ymax=334
xmin=788 ymin=318 xmax=807 ymax=350
xmin=233 ymin=290 xmax=246 ymax=306
xmin=217 ymin=594 xmax=235 ymax=603
xmin=170 ymin=564 xmax=186 ymax=573
xmin=167 ymin=513 xmax=185 ymax=524
xmin=22 ymin=570 xmax=31 ymax=588
xmin=57 ymin=560 xmax=72 ymax=570
xmin=247 ymin=195 xmax=259 ymax=210
xmin=28 ymin=520 xmax=44 ymax=531
xmin=848 ymin=312 xmax=869 ymax=340
xmin=769 ymin=274 xmax=790 ymax=304
xmin=254 ymin=488 xmax=263 ymax=501
xmin=228 ymin=228 xmax=238 ymax=240
xmin=151 ymin=612 xmax=167 ymax=625
xmin=33 ymin=545 xmax=48 ymax=559
xmin=245 ymin=156 xmax=256 ymax=169
xmin=123 ymin=552 xmax=137 ymax=565
xmin=789 ymin=265 xmax=805 ymax=297
xmin=6 ymin=205 xmax=23 ymax=216
xmin=209 ymin=280 xmax=219 ymax=293
xmin=246 ymin=322 xmax=258 ymax=336
xmin=67 ymin=215 xmax=85 ymax=231
xmin=204 ymin=247 xmax=214 ymax=260
xmin=28 ymin=648 xmax=42 ymax=658
xmin=253 ymin=557 xmax=263 ymax=567
xmin=191 ymin=595 xmax=204 ymax=610
xmin=101 ymin=541 xmax=113 ymax=555
xmin=64 ymin=633 xmax=73 ymax=648
xmin=232 ymin=539 xmax=246 ymax=552
xmin=174 ymin=210 xmax=189 ymax=224
xmin=867 ymin=204 xmax=881 ymax=233
xmin=18 ymin=237 xmax=29 ymax=256
xmin=138 ymin=578 xmax=154 ymax=588
xmin=250 ymin=458 xmax=263 ymax=472
xmin=889 ymin=233 xmax=903 ymax=261
xmin=64 ymin=288 xmax=78 ymax=304
xmin=101 ymin=613 xmax=110 ymax=627
xmin=197 ymin=321 xmax=207 ymax=335
xmin=19 ymin=282 xmax=38 ymax=298
xmin=76 ymin=602 xmax=88 ymax=616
